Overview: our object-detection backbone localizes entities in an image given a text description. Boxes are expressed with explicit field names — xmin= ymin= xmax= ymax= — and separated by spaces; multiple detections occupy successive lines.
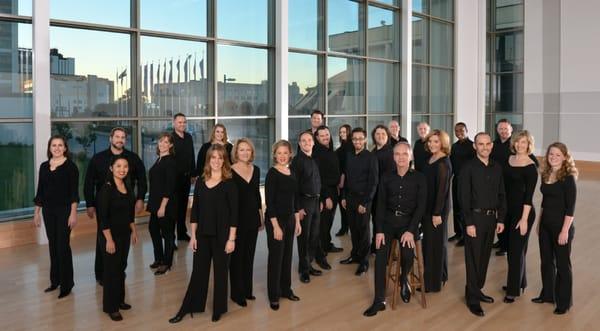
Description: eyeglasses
xmin=351 ymin=137 xmax=365 ymax=142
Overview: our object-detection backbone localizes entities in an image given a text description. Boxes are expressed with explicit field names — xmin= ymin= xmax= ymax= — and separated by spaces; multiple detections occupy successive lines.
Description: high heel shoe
xmin=531 ymin=296 xmax=553 ymax=304
xmin=554 ymin=307 xmax=569 ymax=315
xmin=154 ymin=265 xmax=171 ymax=275
xmin=44 ymin=285 xmax=58 ymax=293
xmin=149 ymin=261 xmax=161 ymax=269
xmin=169 ymin=312 xmax=192 ymax=324
xmin=58 ymin=288 xmax=71 ymax=299
xmin=503 ymin=296 xmax=515 ymax=303
xmin=108 ymin=312 xmax=123 ymax=321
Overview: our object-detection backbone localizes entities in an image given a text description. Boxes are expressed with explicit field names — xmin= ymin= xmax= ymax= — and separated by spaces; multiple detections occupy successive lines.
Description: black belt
xmin=302 ymin=194 xmax=320 ymax=198
xmin=388 ymin=210 xmax=410 ymax=217
xmin=473 ymin=208 xmax=496 ymax=216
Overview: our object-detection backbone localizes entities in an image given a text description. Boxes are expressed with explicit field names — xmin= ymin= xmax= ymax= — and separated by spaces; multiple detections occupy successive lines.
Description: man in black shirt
xmin=413 ymin=122 xmax=432 ymax=172
xmin=363 ymin=142 xmax=427 ymax=317
xmin=313 ymin=126 xmax=343 ymax=257
xmin=459 ymin=132 xmax=506 ymax=317
xmin=340 ymin=128 xmax=378 ymax=276
xmin=291 ymin=131 xmax=324 ymax=283
xmin=84 ymin=127 xmax=147 ymax=284
xmin=171 ymin=113 xmax=195 ymax=242
xmin=388 ymin=120 xmax=408 ymax=146
xmin=449 ymin=122 xmax=475 ymax=246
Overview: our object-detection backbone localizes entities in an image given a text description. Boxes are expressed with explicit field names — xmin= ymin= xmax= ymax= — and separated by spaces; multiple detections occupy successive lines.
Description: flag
xmin=168 ymin=59 xmax=173 ymax=83
xmin=184 ymin=55 xmax=189 ymax=82
xmin=118 ymin=68 xmax=127 ymax=85
xmin=150 ymin=62 xmax=154 ymax=96
xmin=143 ymin=64 xmax=148 ymax=96
xmin=199 ymin=58 xmax=204 ymax=79
xmin=176 ymin=58 xmax=180 ymax=83
xmin=193 ymin=54 xmax=197 ymax=81
xmin=163 ymin=60 xmax=166 ymax=84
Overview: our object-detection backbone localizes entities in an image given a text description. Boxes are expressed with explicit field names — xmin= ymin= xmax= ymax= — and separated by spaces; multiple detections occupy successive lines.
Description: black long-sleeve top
xmin=265 ymin=167 xmax=299 ymax=219
xmin=312 ymin=143 xmax=340 ymax=201
xmin=96 ymin=182 xmax=135 ymax=238
xmin=343 ymin=148 xmax=379 ymax=205
xmin=335 ymin=141 xmax=353 ymax=176
xmin=291 ymin=150 xmax=321 ymax=197
xmin=196 ymin=142 xmax=233 ymax=176
xmin=390 ymin=135 xmax=408 ymax=146
xmin=505 ymin=164 xmax=538 ymax=214
xmin=147 ymin=154 xmax=177 ymax=214
xmin=491 ymin=137 xmax=511 ymax=167
xmin=458 ymin=157 xmax=507 ymax=226
xmin=450 ymin=138 xmax=475 ymax=177
xmin=423 ymin=156 xmax=453 ymax=217
xmin=232 ymin=166 xmax=262 ymax=230
xmin=375 ymin=169 xmax=427 ymax=235
xmin=413 ymin=139 xmax=432 ymax=172
xmin=540 ymin=175 xmax=577 ymax=219
xmin=373 ymin=143 xmax=396 ymax=177
xmin=190 ymin=179 xmax=238 ymax=241
xmin=84 ymin=148 xmax=147 ymax=208
xmin=171 ymin=130 xmax=196 ymax=176
xmin=34 ymin=159 xmax=80 ymax=207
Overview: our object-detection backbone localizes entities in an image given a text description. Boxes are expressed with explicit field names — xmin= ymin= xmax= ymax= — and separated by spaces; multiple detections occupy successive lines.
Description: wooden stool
xmin=385 ymin=238 xmax=427 ymax=309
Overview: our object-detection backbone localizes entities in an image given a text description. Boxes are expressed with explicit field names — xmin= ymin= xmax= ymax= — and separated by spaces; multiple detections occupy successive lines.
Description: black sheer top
xmin=505 ymin=163 xmax=538 ymax=214
xmin=191 ymin=179 xmax=238 ymax=241
xmin=423 ymin=156 xmax=452 ymax=217
xmin=232 ymin=166 xmax=262 ymax=230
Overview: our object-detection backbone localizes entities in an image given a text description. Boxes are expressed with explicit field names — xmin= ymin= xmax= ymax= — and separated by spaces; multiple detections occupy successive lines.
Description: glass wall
xmin=288 ymin=0 xmax=401 ymax=149
xmin=411 ymin=0 xmax=454 ymax=141
xmin=486 ymin=0 xmax=524 ymax=133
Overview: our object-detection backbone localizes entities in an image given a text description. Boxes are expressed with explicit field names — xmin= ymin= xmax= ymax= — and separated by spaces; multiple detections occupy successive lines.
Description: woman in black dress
xmin=421 ymin=129 xmax=452 ymax=292
xmin=335 ymin=124 xmax=352 ymax=236
xmin=532 ymin=142 xmax=578 ymax=315
xmin=147 ymin=133 xmax=177 ymax=275
xmin=97 ymin=155 xmax=138 ymax=321
xmin=33 ymin=135 xmax=79 ymax=299
xmin=265 ymin=140 xmax=302 ymax=311
xmin=503 ymin=131 xmax=538 ymax=303
xmin=196 ymin=124 xmax=233 ymax=176
xmin=370 ymin=125 xmax=395 ymax=252
xmin=229 ymin=138 xmax=263 ymax=307
xmin=169 ymin=144 xmax=238 ymax=323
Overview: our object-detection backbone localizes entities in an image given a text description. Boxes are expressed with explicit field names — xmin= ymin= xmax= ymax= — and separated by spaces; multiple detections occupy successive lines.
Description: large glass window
xmin=367 ymin=61 xmax=399 ymax=114
xmin=50 ymin=27 xmax=131 ymax=118
xmin=289 ymin=52 xmax=321 ymax=116
xmin=141 ymin=0 xmax=207 ymax=36
xmin=0 ymin=123 xmax=34 ymax=217
xmin=50 ymin=0 xmax=130 ymax=27
xmin=289 ymin=0 xmax=320 ymax=50
xmin=328 ymin=0 xmax=362 ymax=55
xmin=0 ymin=22 xmax=32 ymax=118
xmin=217 ymin=0 xmax=269 ymax=44
xmin=368 ymin=5 xmax=399 ymax=60
xmin=486 ymin=0 xmax=524 ymax=133
xmin=327 ymin=56 xmax=364 ymax=115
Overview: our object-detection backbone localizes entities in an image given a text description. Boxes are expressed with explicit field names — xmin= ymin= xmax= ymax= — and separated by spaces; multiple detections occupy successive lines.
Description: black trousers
xmin=297 ymin=197 xmax=323 ymax=273
xmin=422 ymin=213 xmax=448 ymax=292
xmin=464 ymin=213 xmax=496 ymax=305
xmin=148 ymin=212 xmax=175 ymax=267
xmin=347 ymin=196 xmax=371 ymax=265
xmin=538 ymin=216 xmax=574 ymax=310
xmin=174 ymin=173 xmax=191 ymax=239
xmin=103 ymin=235 xmax=130 ymax=313
xmin=95 ymin=221 xmax=104 ymax=281
xmin=42 ymin=205 xmax=74 ymax=290
xmin=177 ymin=235 xmax=230 ymax=315
xmin=339 ymin=192 xmax=349 ymax=233
xmin=505 ymin=208 xmax=536 ymax=297
xmin=373 ymin=225 xmax=414 ymax=304
xmin=451 ymin=176 xmax=464 ymax=238
xmin=320 ymin=190 xmax=338 ymax=252
xmin=266 ymin=214 xmax=295 ymax=303
xmin=230 ymin=227 xmax=259 ymax=301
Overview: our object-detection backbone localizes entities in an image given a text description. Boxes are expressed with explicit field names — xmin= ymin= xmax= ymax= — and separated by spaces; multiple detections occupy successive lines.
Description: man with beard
xmin=84 ymin=127 xmax=146 ymax=285
xmin=171 ymin=113 xmax=195 ymax=242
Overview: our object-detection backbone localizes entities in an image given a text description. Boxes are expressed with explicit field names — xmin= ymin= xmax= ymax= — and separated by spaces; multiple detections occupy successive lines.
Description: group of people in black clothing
xmin=32 ymin=110 xmax=579 ymax=323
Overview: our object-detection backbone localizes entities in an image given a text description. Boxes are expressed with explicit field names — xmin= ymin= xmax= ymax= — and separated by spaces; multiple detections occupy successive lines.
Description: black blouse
xmin=34 ymin=159 xmax=79 ymax=207
xmin=265 ymin=167 xmax=299 ymax=219
xmin=505 ymin=163 xmax=538 ymax=212
xmin=373 ymin=143 xmax=396 ymax=177
xmin=190 ymin=179 xmax=238 ymax=240
xmin=423 ymin=156 xmax=452 ymax=217
xmin=232 ymin=166 xmax=262 ymax=230
xmin=96 ymin=182 xmax=135 ymax=238
xmin=335 ymin=141 xmax=353 ymax=176
xmin=413 ymin=139 xmax=432 ymax=172
xmin=541 ymin=175 xmax=577 ymax=219
xmin=147 ymin=154 xmax=177 ymax=214
xmin=196 ymin=142 xmax=233 ymax=176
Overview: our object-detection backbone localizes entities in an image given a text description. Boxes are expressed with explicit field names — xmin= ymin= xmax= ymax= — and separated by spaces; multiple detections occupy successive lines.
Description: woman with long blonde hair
xmin=195 ymin=123 xmax=233 ymax=176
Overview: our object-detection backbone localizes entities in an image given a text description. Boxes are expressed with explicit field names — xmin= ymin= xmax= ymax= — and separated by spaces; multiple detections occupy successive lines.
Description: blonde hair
xmin=202 ymin=144 xmax=232 ymax=181
xmin=271 ymin=140 xmax=293 ymax=165
xmin=424 ymin=129 xmax=451 ymax=155
xmin=510 ymin=130 xmax=534 ymax=155
xmin=231 ymin=138 xmax=256 ymax=163
xmin=541 ymin=142 xmax=578 ymax=183
xmin=209 ymin=124 xmax=229 ymax=144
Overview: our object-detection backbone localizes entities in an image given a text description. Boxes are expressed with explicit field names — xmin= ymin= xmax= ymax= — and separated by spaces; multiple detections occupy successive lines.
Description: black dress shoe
xmin=44 ymin=285 xmax=58 ymax=293
xmin=335 ymin=229 xmax=348 ymax=237
xmin=270 ymin=302 xmax=280 ymax=311
xmin=401 ymin=281 xmax=411 ymax=303
xmin=285 ymin=293 xmax=300 ymax=301
xmin=149 ymin=261 xmax=161 ymax=269
xmin=355 ymin=263 xmax=368 ymax=276
xmin=300 ymin=272 xmax=310 ymax=283
xmin=316 ymin=259 xmax=331 ymax=270
xmin=340 ymin=256 xmax=358 ymax=264
xmin=309 ymin=267 xmax=323 ymax=276
xmin=448 ymin=234 xmax=460 ymax=242
xmin=328 ymin=245 xmax=343 ymax=253
xmin=154 ymin=265 xmax=171 ymax=275
xmin=495 ymin=250 xmax=507 ymax=256
xmin=554 ymin=307 xmax=569 ymax=315
xmin=531 ymin=296 xmax=554 ymax=304
xmin=108 ymin=312 xmax=123 ymax=321
xmin=212 ymin=313 xmax=221 ymax=322
xmin=492 ymin=241 xmax=501 ymax=248
xmin=233 ymin=298 xmax=247 ymax=307
xmin=480 ymin=294 xmax=494 ymax=303
xmin=246 ymin=295 xmax=256 ymax=300
xmin=119 ymin=302 xmax=132 ymax=310
xmin=168 ymin=312 xmax=192 ymax=324
xmin=58 ymin=289 xmax=71 ymax=299
xmin=468 ymin=304 xmax=485 ymax=317
xmin=363 ymin=302 xmax=386 ymax=317
xmin=178 ymin=233 xmax=191 ymax=241
xmin=456 ymin=239 xmax=465 ymax=247
xmin=503 ymin=296 xmax=515 ymax=303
